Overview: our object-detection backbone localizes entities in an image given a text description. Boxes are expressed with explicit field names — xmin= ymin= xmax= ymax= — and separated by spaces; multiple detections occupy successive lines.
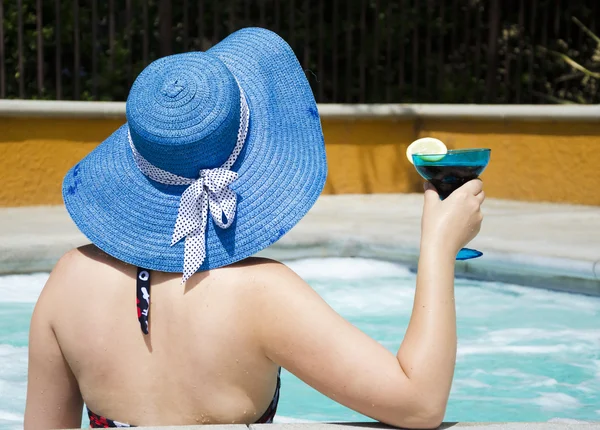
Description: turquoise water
xmin=1 ymin=259 xmax=599 ymax=429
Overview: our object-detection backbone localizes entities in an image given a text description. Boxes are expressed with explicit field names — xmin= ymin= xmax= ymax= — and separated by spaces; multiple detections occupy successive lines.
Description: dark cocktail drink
xmin=413 ymin=164 xmax=488 ymax=200
xmin=412 ymin=148 xmax=491 ymax=260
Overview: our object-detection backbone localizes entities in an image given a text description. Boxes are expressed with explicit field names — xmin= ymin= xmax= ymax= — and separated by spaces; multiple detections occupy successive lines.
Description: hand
xmin=420 ymin=180 xmax=485 ymax=255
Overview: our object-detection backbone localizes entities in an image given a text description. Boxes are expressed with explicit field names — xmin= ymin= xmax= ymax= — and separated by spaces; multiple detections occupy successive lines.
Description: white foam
xmin=533 ymin=393 xmax=581 ymax=410
xmin=0 ymin=273 xmax=48 ymax=303
xmin=283 ymin=259 xmax=417 ymax=317
xmin=470 ymin=368 xmax=489 ymax=377
xmin=572 ymin=384 xmax=596 ymax=394
xmin=0 ymin=345 xmax=28 ymax=430
xmin=484 ymin=328 xmax=600 ymax=345
xmin=455 ymin=279 xmax=600 ymax=318
xmin=285 ymin=258 xmax=411 ymax=280
xmin=486 ymin=369 xmax=575 ymax=394
xmin=593 ymin=360 xmax=600 ymax=379
xmin=451 ymin=393 xmax=585 ymax=412
xmin=489 ymin=369 xmax=558 ymax=387
xmin=0 ymin=413 xmax=24 ymax=430
xmin=316 ymin=282 xmax=415 ymax=317
xmin=453 ymin=378 xmax=491 ymax=389
xmin=458 ymin=344 xmax=592 ymax=356
xmin=0 ymin=411 xmax=22 ymax=422
xmin=450 ymin=394 xmax=525 ymax=404
xmin=548 ymin=418 xmax=595 ymax=424
xmin=0 ymin=422 xmax=23 ymax=430
xmin=457 ymin=327 xmax=600 ymax=359
xmin=0 ymin=344 xmax=27 ymax=357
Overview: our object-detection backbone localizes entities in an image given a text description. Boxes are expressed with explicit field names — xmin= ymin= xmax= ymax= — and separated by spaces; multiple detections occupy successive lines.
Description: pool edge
xmin=255 ymin=241 xmax=600 ymax=296
xmin=60 ymin=420 xmax=600 ymax=429
xmin=1 ymin=201 xmax=599 ymax=297
xmin=2 ymin=237 xmax=599 ymax=297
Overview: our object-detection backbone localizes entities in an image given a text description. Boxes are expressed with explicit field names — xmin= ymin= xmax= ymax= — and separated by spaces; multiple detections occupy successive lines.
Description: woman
xmin=24 ymin=27 xmax=484 ymax=429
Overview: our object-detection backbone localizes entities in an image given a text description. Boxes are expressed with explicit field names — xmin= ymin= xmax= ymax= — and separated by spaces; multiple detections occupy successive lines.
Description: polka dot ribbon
xmin=128 ymin=85 xmax=250 ymax=283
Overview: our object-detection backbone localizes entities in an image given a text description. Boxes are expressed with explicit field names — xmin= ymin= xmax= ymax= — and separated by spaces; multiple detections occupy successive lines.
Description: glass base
xmin=456 ymin=247 xmax=483 ymax=260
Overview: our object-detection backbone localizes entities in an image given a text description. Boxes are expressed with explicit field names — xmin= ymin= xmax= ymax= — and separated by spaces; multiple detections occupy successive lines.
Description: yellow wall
xmin=0 ymin=117 xmax=123 ymax=207
xmin=324 ymin=118 xmax=600 ymax=205
xmin=418 ymin=120 xmax=600 ymax=205
xmin=1 ymin=116 xmax=599 ymax=206
xmin=322 ymin=119 xmax=420 ymax=195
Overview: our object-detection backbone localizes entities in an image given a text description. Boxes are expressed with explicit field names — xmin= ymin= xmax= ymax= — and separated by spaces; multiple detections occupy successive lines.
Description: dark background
xmin=1 ymin=0 xmax=599 ymax=103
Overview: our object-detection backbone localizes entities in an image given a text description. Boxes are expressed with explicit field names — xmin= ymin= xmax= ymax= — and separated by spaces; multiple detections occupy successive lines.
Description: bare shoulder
xmin=226 ymin=257 xmax=308 ymax=288
xmin=40 ymin=245 xmax=131 ymax=302
xmin=55 ymin=244 xmax=130 ymax=276
xmin=218 ymin=257 xmax=322 ymax=314
xmin=228 ymin=256 xmax=285 ymax=269
xmin=200 ymin=257 xmax=313 ymax=310
xmin=58 ymin=244 xmax=126 ymax=270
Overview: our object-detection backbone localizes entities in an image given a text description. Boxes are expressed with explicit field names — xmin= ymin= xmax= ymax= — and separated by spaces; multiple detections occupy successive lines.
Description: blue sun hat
xmin=62 ymin=27 xmax=327 ymax=282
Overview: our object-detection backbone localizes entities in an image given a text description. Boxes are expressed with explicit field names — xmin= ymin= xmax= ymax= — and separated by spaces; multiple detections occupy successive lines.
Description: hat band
xmin=127 ymin=85 xmax=250 ymax=283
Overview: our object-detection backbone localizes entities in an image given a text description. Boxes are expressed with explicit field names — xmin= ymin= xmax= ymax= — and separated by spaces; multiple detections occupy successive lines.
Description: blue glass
xmin=412 ymin=148 xmax=491 ymax=260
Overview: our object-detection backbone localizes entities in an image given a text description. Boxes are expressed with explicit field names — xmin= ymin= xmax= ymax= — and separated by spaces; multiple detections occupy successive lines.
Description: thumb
xmin=423 ymin=182 xmax=440 ymax=207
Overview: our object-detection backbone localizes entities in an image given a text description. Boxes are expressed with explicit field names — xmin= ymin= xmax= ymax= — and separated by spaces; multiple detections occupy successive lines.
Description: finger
xmin=423 ymin=181 xmax=440 ymax=206
xmin=475 ymin=190 xmax=486 ymax=204
xmin=462 ymin=179 xmax=483 ymax=195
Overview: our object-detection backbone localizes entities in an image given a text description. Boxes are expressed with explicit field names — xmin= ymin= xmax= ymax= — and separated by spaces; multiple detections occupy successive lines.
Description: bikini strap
xmin=136 ymin=268 xmax=151 ymax=335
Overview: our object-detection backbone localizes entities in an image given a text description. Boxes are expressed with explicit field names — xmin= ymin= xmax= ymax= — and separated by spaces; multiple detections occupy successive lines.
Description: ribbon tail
xmin=171 ymin=180 xmax=204 ymax=246
xmin=181 ymin=225 xmax=207 ymax=283
xmin=180 ymin=191 xmax=209 ymax=283
xmin=204 ymin=171 xmax=238 ymax=229
xmin=208 ymin=188 xmax=237 ymax=229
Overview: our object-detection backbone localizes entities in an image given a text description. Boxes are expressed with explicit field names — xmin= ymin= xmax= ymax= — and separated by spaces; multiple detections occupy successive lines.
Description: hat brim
xmin=62 ymin=28 xmax=327 ymax=273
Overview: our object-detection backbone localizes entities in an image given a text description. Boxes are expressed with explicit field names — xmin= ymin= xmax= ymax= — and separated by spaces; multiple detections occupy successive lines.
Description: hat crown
xmin=126 ymin=52 xmax=242 ymax=178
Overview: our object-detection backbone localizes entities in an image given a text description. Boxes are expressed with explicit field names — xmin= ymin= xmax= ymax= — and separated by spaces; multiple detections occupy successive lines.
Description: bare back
xmin=34 ymin=245 xmax=279 ymax=426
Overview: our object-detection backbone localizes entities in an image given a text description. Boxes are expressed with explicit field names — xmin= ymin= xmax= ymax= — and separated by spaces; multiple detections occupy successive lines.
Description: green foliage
xmin=1 ymin=0 xmax=599 ymax=103
xmin=537 ymin=17 xmax=599 ymax=103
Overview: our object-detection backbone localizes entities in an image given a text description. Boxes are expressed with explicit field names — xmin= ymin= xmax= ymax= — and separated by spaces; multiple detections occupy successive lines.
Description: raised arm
xmin=254 ymin=180 xmax=485 ymax=429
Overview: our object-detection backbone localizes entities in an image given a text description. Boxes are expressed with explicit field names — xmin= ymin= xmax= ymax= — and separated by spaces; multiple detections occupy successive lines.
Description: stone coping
xmin=1 ymin=195 xmax=599 ymax=295
xmin=2 ymin=100 xmax=600 ymax=122
xmin=64 ymin=420 xmax=600 ymax=429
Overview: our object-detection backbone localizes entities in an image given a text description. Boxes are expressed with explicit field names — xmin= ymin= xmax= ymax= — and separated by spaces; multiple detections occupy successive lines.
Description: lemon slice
xmin=406 ymin=137 xmax=448 ymax=164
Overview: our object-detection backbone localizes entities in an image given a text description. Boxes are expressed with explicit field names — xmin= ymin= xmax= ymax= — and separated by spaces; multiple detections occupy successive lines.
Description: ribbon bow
xmin=128 ymin=85 xmax=250 ymax=283
xmin=170 ymin=168 xmax=239 ymax=281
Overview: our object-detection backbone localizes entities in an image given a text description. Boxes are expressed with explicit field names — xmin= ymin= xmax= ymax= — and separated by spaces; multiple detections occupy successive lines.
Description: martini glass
xmin=412 ymin=148 xmax=491 ymax=260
